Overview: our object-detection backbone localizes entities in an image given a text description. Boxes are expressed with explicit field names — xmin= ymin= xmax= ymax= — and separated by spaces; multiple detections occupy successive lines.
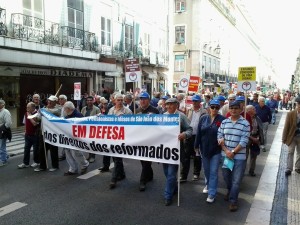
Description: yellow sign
xmin=238 ymin=67 xmax=256 ymax=81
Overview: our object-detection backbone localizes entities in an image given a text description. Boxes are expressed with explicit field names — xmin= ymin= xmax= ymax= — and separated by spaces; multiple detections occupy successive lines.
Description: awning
xmin=158 ymin=72 xmax=168 ymax=80
xmin=142 ymin=69 xmax=157 ymax=79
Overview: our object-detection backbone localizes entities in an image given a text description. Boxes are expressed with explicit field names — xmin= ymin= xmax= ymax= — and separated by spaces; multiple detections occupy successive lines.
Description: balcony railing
xmin=0 ymin=8 xmax=7 ymax=35
xmin=12 ymin=13 xmax=60 ymax=44
xmin=10 ymin=13 xmax=98 ymax=52
xmin=60 ymin=26 xmax=98 ymax=51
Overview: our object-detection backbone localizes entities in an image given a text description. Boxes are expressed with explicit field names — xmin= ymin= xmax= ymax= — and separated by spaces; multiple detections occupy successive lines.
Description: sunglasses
xmin=229 ymin=107 xmax=240 ymax=110
xmin=210 ymin=106 xmax=220 ymax=110
xmin=229 ymin=99 xmax=235 ymax=101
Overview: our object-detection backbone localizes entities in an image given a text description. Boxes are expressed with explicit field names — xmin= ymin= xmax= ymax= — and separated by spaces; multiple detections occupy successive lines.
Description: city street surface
xmin=0 ymin=112 xmax=283 ymax=225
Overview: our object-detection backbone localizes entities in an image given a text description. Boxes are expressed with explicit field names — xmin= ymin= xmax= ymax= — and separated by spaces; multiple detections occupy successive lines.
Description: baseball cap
xmin=217 ymin=96 xmax=226 ymax=101
xmin=192 ymin=95 xmax=201 ymax=102
xmin=139 ymin=92 xmax=150 ymax=99
xmin=48 ymin=95 xmax=58 ymax=101
xmin=236 ymin=96 xmax=245 ymax=102
xmin=229 ymin=100 xmax=241 ymax=107
xmin=0 ymin=99 xmax=5 ymax=105
xmin=161 ymin=96 xmax=169 ymax=100
xmin=209 ymin=99 xmax=220 ymax=106
xmin=165 ymin=98 xmax=179 ymax=104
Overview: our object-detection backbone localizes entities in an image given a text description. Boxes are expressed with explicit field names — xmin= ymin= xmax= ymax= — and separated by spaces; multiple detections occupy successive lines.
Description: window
xmin=68 ymin=0 xmax=83 ymax=37
xmin=125 ymin=24 xmax=133 ymax=52
xmin=175 ymin=0 xmax=186 ymax=12
xmin=175 ymin=26 xmax=185 ymax=44
xmin=174 ymin=55 xmax=185 ymax=72
xmin=143 ymin=33 xmax=150 ymax=56
xmin=22 ymin=0 xmax=43 ymax=27
xmin=101 ymin=17 xmax=111 ymax=46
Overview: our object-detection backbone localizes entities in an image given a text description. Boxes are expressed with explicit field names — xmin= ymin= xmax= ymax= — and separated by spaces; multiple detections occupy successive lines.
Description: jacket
xmin=0 ymin=124 xmax=12 ymax=141
xmin=282 ymin=109 xmax=298 ymax=146
xmin=194 ymin=114 xmax=225 ymax=158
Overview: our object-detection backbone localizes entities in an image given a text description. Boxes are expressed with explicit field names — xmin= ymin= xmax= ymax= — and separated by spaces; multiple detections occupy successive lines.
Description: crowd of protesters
xmin=1 ymin=88 xmax=297 ymax=212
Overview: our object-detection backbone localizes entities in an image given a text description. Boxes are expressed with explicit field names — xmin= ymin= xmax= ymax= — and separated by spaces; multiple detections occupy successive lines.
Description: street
xmin=0 ymin=112 xmax=282 ymax=225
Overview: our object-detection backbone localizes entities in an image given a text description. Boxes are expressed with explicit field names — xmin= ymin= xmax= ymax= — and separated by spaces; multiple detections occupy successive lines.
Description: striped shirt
xmin=217 ymin=116 xmax=250 ymax=160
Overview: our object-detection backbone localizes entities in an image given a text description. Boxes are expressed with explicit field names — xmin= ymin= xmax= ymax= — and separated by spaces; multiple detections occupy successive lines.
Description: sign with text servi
xmin=188 ymin=76 xmax=200 ymax=92
xmin=237 ymin=66 xmax=256 ymax=91
xmin=124 ymin=58 xmax=142 ymax=83
xmin=40 ymin=109 xmax=180 ymax=165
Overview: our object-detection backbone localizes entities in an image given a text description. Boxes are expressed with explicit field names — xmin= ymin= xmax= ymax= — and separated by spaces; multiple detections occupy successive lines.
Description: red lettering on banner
xmin=72 ymin=125 xmax=87 ymax=137
xmin=88 ymin=126 xmax=124 ymax=140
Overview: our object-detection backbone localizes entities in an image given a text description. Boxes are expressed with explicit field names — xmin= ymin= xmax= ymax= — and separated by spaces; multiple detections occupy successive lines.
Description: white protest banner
xmin=41 ymin=109 xmax=180 ymax=165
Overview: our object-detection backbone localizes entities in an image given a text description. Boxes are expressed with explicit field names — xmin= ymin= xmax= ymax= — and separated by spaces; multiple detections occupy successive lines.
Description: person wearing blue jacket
xmin=195 ymin=99 xmax=225 ymax=203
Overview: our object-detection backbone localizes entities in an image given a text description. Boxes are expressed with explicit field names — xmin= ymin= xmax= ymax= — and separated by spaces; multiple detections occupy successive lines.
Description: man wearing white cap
xmin=0 ymin=100 xmax=12 ymax=167
xmin=34 ymin=95 xmax=60 ymax=172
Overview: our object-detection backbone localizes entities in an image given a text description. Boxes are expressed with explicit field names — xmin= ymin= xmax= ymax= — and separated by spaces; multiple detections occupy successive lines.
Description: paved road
xmin=0 ymin=113 xmax=282 ymax=225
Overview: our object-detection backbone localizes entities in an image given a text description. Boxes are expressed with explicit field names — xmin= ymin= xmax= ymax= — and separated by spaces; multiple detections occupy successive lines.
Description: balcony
xmin=10 ymin=13 xmax=98 ymax=52
xmin=60 ymin=26 xmax=98 ymax=51
xmin=11 ymin=13 xmax=59 ymax=45
xmin=0 ymin=8 xmax=7 ymax=35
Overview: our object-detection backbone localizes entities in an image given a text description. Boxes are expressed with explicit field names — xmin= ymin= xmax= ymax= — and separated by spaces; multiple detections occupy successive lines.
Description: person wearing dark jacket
xmin=63 ymin=101 xmax=89 ymax=176
xmin=136 ymin=92 xmax=159 ymax=192
xmin=246 ymin=105 xmax=265 ymax=176
xmin=195 ymin=99 xmax=225 ymax=203
xmin=255 ymin=97 xmax=272 ymax=152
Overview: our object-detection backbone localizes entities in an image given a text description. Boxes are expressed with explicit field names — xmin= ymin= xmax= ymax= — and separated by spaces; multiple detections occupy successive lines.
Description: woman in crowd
xmin=194 ymin=99 xmax=225 ymax=203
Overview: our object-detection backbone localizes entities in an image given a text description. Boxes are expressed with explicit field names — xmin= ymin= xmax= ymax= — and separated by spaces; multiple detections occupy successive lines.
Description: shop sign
xmin=20 ymin=68 xmax=94 ymax=77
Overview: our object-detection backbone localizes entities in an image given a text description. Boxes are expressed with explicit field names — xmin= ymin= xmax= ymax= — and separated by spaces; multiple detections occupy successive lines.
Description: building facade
xmin=0 ymin=0 xmax=169 ymax=127
xmin=169 ymin=0 xmax=275 ymax=94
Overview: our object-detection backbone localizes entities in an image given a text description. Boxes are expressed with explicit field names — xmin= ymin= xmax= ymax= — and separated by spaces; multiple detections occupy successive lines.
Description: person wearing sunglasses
xmin=217 ymin=100 xmax=250 ymax=212
xmin=194 ymin=99 xmax=225 ymax=203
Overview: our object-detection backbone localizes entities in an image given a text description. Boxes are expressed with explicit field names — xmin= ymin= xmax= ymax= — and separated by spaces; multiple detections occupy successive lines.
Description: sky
xmin=244 ymin=0 xmax=300 ymax=89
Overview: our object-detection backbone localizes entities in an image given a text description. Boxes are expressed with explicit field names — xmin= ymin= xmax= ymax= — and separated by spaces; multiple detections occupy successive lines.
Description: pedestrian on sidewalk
xmin=0 ymin=99 xmax=12 ymax=167
xmin=218 ymin=100 xmax=250 ymax=212
xmin=282 ymin=96 xmax=300 ymax=176
xmin=18 ymin=102 xmax=40 ymax=169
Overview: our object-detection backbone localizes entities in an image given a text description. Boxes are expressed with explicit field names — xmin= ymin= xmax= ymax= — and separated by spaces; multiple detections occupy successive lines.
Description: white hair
xmin=33 ymin=94 xmax=40 ymax=99
xmin=246 ymin=105 xmax=255 ymax=112
xmin=64 ymin=101 xmax=75 ymax=110
xmin=258 ymin=97 xmax=265 ymax=102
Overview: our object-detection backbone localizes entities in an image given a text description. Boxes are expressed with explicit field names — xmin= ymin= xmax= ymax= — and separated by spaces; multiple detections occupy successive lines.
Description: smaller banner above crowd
xmin=40 ymin=109 xmax=180 ymax=165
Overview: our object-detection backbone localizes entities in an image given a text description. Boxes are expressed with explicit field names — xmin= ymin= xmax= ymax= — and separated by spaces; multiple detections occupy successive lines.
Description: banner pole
xmin=133 ymin=82 xmax=136 ymax=115
xmin=244 ymin=91 xmax=247 ymax=118
xmin=41 ymin=118 xmax=48 ymax=169
xmin=177 ymin=160 xmax=180 ymax=207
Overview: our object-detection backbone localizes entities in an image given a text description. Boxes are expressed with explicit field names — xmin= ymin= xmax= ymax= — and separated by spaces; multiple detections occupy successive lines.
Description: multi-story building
xmin=169 ymin=0 xmax=273 ymax=94
xmin=0 ymin=0 xmax=169 ymax=127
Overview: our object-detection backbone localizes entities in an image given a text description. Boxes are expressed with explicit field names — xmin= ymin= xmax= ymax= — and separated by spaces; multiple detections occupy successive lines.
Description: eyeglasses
xmin=210 ymin=106 xmax=220 ymax=110
xmin=116 ymin=99 xmax=123 ymax=101
xmin=229 ymin=99 xmax=235 ymax=101
xmin=229 ymin=107 xmax=240 ymax=110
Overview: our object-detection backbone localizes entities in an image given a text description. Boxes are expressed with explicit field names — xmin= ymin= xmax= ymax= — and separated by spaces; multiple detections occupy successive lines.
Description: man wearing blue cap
xmin=180 ymin=95 xmax=207 ymax=182
xmin=136 ymin=92 xmax=159 ymax=191
xmin=226 ymin=95 xmax=252 ymax=131
xmin=218 ymin=100 xmax=250 ymax=212
xmin=217 ymin=95 xmax=226 ymax=116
